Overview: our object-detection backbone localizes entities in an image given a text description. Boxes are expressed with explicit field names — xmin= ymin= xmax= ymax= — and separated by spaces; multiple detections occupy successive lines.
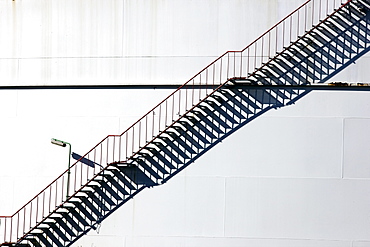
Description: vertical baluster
xmin=290 ymin=16 xmax=293 ymax=45
xmin=212 ymin=64 xmax=215 ymax=87
xmin=118 ymin=135 xmax=122 ymax=163
xmin=178 ymin=89 xmax=181 ymax=117
xmin=80 ymin=159 xmax=83 ymax=187
xmin=55 ymin=180 xmax=58 ymax=209
xmin=268 ymin=31 xmax=271 ymax=59
xmin=312 ymin=0 xmax=315 ymax=27
xmin=159 ymin=105 xmax=162 ymax=133
xmin=275 ymin=25 xmax=278 ymax=55
xmin=240 ymin=52 xmax=243 ymax=78
xmin=219 ymin=57 xmax=223 ymax=86
xmin=152 ymin=111 xmax=155 ymax=139
xmin=297 ymin=9 xmax=300 ymax=39
xmin=86 ymin=154 xmax=90 ymax=181
xmin=49 ymin=185 xmax=52 ymax=213
xmin=165 ymin=99 xmax=168 ymax=128
xmin=16 ymin=213 xmax=19 ymax=239
xmin=74 ymin=162 xmax=77 ymax=194
xmin=42 ymin=192 xmax=45 ymax=218
xmin=185 ymin=82 xmax=188 ymax=111
xmin=145 ymin=116 xmax=148 ymax=144
xmin=61 ymin=176 xmax=64 ymax=203
xmin=36 ymin=197 xmax=39 ymax=226
xmin=172 ymin=94 xmax=175 ymax=122
xmin=232 ymin=52 xmax=235 ymax=78
xmin=204 ymin=69 xmax=208 ymax=95
xmin=23 ymin=208 xmax=26 ymax=236
xmin=126 ymin=131 xmax=128 ymax=159
xmin=247 ymin=48 xmax=250 ymax=76
xmin=106 ymin=138 xmax=109 ymax=168
xmin=199 ymin=73 xmax=202 ymax=100
xmin=132 ymin=127 xmax=135 ymax=154
xmin=254 ymin=42 xmax=258 ymax=71
xmin=100 ymin=143 xmax=103 ymax=169
xmin=9 ymin=218 xmax=12 ymax=244
xmin=139 ymin=122 xmax=142 ymax=150
xmin=112 ymin=136 xmax=116 ymax=163
xmin=305 ymin=4 xmax=308 ymax=31
xmin=326 ymin=0 xmax=329 ymax=16
xmin=192 ymin=79 xmax=195 ymax=106
xmin=225 ymin=52 xmax=230 ymax=79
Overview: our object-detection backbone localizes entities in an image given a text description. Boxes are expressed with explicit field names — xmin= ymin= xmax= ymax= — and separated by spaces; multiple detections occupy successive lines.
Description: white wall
xmin=1 ymin=0 xmax=370 ymax=246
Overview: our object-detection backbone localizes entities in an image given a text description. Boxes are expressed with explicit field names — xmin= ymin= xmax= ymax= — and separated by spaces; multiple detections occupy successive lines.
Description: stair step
xmin=99 ymin=173 xmax=130 ymax=195
xmin=154 ymin=141 xmax=191 ymax=160
xmin=306 ymin=33 xmax=339 ymax=69
xmin=326 ymin=18 xmax=348 ymax=33
xmin=137 ymin=152 xmax=171 ymax=173
xmin=269 ymin=89 xmax=290 ymax=100
xmin=59 ymin=207 xmax=90 ymax=227
xmin=300 ymin=40 xmax=351 ymax=62
xmin=201 ymin=102 xmax=239 ymax=124
xmin=316 ymin=26 xmax=356 ymax=55
xmin=246 ymin=89 xmax=283 ymax=105
xmin=212 ymin=94 xmax=250 ymax=117
xmin=150 ymin=142 xmax=184 ymax=164
xmin=132 ymin=158 xmax=163 ymax=179
xmin=248 ymin=73 xmax=272 ymax=85
xmin=28 ymin=233 xmax=53 ymax=247
xmin=77 ymin=191 xmax=110 ymax=211
xmin=57 ymin=212 xmax=84 ymax=232
xmin=358 ymin=0 xmax=370 ymax=8
xmin=221 ymin=89 xmax=261 ymax=110
xmin=47 ymin=217 xmax=77 ymax=238
xmin=113 ymin=164 xmax=157 ymax=186
xmin=184 ymin=112 xmax=223 ymax=136
xmin=168 ymin=127 xmax=204 ymax=149
xmin=281 ymin=50 xmax=332 ymax=72
xmin=343 ymin=3 xmax=367 ymax=19
xmin=306 ymin=29 xmax=355 ymax=54
xmin=43 ymin=222 xmax=70 ymax=242
xmin=103 ymin=168 xmax=137 ymax=190
xmin=70 ymin=202 xmax=96 ymax=221
xmin=89 ymin=180 xmax=123 ymax=201
xmin=159 ymin=135 xmax=197 ymax=154
xmin=350 ymin=27 xmax=369 ymax=44
xmin=174 ymin=123 xmax=210 ymax=146
xmin=182 ymin=117 xmax=219 ymax=138
xmin=289 ymin=63 xmax=320 ymax=82
xmin=24 ymin=238 xmax=42 ymax=247
xmin=194 ymin=109 xmax=231 ymax=130
xmin=140 ymin=147 xmax=177 ymax=169
xmin=262 ymin=63 xmax=286 ymax=78
xmin=82 ymin=186 xmax=115 ymax=206
xmin=70 ymin=196 xmax=104 ymax=219
xmin=36 ymin=227 xmax=64 ymax=247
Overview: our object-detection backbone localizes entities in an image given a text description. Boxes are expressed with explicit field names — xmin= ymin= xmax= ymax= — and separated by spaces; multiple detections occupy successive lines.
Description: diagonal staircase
xmin=2 ymin=0 xmax=370 ymax=246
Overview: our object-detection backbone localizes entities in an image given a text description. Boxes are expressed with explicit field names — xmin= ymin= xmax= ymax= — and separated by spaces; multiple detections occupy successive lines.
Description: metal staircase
xmin=2 ymin=0 xmax=370 ymax=246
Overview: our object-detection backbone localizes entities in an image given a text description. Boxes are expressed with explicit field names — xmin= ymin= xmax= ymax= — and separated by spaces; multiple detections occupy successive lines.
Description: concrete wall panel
xmin=1 ymin=0 xmax=370 ymax=246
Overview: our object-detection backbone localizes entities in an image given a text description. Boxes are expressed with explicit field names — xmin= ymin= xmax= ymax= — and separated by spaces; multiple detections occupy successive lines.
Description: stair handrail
xmin=0 ymin=0 xmax=353 ymax=244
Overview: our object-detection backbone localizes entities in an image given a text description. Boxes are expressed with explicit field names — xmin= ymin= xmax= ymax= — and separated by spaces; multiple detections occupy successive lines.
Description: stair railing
xmin=0 ymin=0 xmax=349 ymax=244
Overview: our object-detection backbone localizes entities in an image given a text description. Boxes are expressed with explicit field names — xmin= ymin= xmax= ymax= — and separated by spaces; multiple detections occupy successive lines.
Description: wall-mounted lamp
xmin=51 ymin=138 xmax=71 ymax=200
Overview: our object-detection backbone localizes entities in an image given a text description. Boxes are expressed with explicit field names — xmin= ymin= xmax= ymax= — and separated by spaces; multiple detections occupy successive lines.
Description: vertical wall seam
xmin=341 ymin=118 xmax=345 ymax=179
xmin=223 ymin=177 xmax=226 ymax=237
